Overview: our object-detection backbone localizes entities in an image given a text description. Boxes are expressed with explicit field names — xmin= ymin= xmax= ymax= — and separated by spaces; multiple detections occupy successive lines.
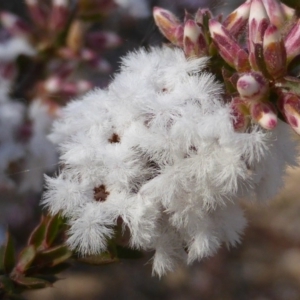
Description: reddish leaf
xmin=15 ymin=245 xmax=36 ymax=274
xmin=45 ymin=214 xmax=62 ymax=247
xmin=27 ymin=217 xmax=47 ymax=250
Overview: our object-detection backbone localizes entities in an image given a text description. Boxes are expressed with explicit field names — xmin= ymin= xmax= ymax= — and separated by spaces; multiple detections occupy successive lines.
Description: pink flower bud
xmin=0 ymin=12 xmax=31 ymax=37
xmin=250 ymin=101 xmax=277 ymax=130
xmin=237 ymin=72 xmax=269 ymax=101
xmin=279 ymin=93 xmax=300 ymax=135
xmin=230 ymin=97 xmax=250 ymax=132
xmin=284 ymin=19 xmax=300 ymax=64
xmin=183 ymin=20 xmax=207 ymax=57
xmin=153 ymin=7 xmax=183 ymax=46
xmin=223 ymin=0 xmax=251 ymax=37
xmin=49 ymin=0 xmax=69 ymax=32
xmin=263 ymin=24 xmax=287 ymax=79
xmin=25 ymin=0 xmax=47 ymax=28
xmin=209 ymin=19 xmax=250 ymax=72
xmin=262 ymin=0 xmax=286 ymax=28
xmin=248 ymin=0 xmax=270 ymax=70
xmin=194 ymin=8 xmax=212 ymax=26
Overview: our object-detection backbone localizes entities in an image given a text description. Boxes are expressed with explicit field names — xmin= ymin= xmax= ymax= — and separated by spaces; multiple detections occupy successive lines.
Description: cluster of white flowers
xmin=43 ymin=46 xmax=298 ymax=276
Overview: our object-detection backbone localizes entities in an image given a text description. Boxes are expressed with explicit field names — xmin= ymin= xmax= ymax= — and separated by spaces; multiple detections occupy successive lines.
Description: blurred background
xmin=1 ymin=0 xmax=300 ymax=299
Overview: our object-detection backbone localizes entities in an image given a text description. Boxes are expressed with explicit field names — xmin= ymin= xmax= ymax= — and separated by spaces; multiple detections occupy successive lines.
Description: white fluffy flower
xmin=43 ymin=46 xmax=298 ymax=276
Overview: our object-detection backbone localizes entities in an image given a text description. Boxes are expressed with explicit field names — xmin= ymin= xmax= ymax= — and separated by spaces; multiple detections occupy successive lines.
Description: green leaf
xmin=15 ymin=246 xmax=36 ymax=274
xmin=37 ymin=245 xmax=72 ymax=267
xmin=45 ymin=214 xmax=62 ymax=247
xmin=13 ymin=276 xmax=51 ymax=289
xmin=3 ymin=233 xmax=15 ymax=274
xmin=27 ymin=217 xmax=47 ymax=250
xmin=0 ymin=275 xmax=15 ymax=294
xmin=281 ymin=76 xmax=300 ymax=96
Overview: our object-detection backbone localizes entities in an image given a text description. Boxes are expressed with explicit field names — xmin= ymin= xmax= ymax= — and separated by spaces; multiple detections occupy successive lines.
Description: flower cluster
xmin=154 ymin=0 xmax=300 ymax=135
xmin=43 ymin=46 xmax=298 ymax=276
xmin=0 ymin=0 xmax=151 ymax=192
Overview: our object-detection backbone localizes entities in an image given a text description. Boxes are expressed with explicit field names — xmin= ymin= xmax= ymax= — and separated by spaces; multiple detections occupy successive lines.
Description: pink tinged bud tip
xmin=25 ymin=0 xmax=47 ymax=27
xmin=237 ymin=72 xmax=269 ymax=101
xmin=153 ymin=7 xmax=183 ymax=46
xmin=263 ymin=24 xmax=287 ymax=79
xmin=183 ymin=20 xmax=207 ymax=57
xmin=285 ymin=19 xmax=300 ymax=64
xmin=209 ymin=19 xmax=250 ymax=72
xmin=194 ymin=8 xmax=212 ymax=26
xmin=262 ymin=0 xmax=286 ymax=28
xmin=248 ymin=0 xmax=270 ymax=71
xmin=250 ymin=101 xmax=277 ymax=130
xmin=223 ymin=0 xmax=251 ymax=37
xmin=280 ymin=93 xmax=300 ymax=135
xmin=49 ymin=0 xmax=69 ymax=31
xmin=0 ymin=12 xmax=31 ymax=36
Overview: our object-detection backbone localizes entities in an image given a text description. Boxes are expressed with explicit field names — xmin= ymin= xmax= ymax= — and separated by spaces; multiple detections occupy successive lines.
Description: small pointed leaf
xmin=38 ymin=245 xmax=72 ymax=266
xmin=15 ymin=245 xmax=36 ymax=273
xmin=3 ymin=233 xmax=15 ymax=274
xmin=27 ymin=217 xmax=46 ymax=249
xmin=45 ymin=214 xmax=62 ymax=247
xmin=13 ymin=276 xmax=51 ymax=289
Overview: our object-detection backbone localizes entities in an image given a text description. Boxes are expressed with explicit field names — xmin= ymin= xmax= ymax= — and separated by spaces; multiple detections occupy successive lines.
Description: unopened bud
xmin=263 ymin=24 xmax=287 ymax=79
xmin=66 ymin=20 xmax=86 ymax=54
xmin=209 ymin=20 xmax=250 ymax=72
xmin=248 ymin=0 xmax=270 ymax=70
xmin=153 ymin=7 xmax=183 ymax=46
xmin=262 ymin=0 xmax=286 ymax=28
xmin=237 ymin=72 xmax=269 ymax=101
xmin=183 ymin=20 xmax=207 ymax=57
xmin=250 ymin=101 xmax=277 ymax=130
xmin=284 ymin=19 xmax=300 ymax=64
xmin=279 ymin=93 xmax=300 ymax=135
xmin=0 ymin=12 xmax=31 ymax=37
xmin=223 ymin=0 xmax=251 ymax=37
xmin=230 ymin=97 xmax=250 ymax=132
xmin=49 ymin=0 xmax=69 ymax=32
xmin=25 ymin=0 xmax=47 ymax=28
xmin=194 ymin=8 xmax=212 ymax=26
